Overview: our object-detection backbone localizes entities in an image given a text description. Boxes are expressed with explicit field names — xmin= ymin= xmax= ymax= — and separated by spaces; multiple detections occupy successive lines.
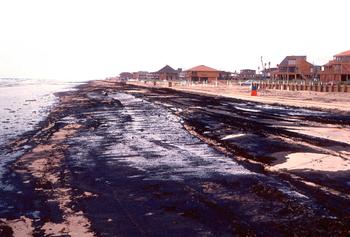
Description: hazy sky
xmin=0 ymin=0 xmax=349 ymax=81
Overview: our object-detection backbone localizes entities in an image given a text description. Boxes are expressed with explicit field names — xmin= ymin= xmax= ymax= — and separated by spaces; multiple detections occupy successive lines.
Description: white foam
xmin=221 ymin=134 xmax=245 ymax=140
xmin=234 ymin=106 xmax=261 ymax=113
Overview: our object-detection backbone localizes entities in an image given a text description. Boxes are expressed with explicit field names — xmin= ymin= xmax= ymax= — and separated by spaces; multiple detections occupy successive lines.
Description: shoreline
xmin=0 ymin=79 xmax=80 ymax=147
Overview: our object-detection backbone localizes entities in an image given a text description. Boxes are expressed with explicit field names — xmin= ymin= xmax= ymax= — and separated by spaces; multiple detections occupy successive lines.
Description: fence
xmin=257 ymin=80 xmax=350 ymax=93
xmin=127 ymin=79 xmax=350 ymax=93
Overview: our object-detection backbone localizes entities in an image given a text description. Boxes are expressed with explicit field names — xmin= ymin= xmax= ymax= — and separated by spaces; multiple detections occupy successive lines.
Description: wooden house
xmin=271 ymin=56 xmax=314 ymax=80
xmin=119 ymin=72 xmax=133 ymax=81
xmin=157 ymin=65 xmax=179 ymax=81
xmin=320 ymin=50 xmax=350 ymax=83
xmin=185 ymin=65 xmax=220 ymax=83
xmin=238 ymin=69 xmax=258 ymax=80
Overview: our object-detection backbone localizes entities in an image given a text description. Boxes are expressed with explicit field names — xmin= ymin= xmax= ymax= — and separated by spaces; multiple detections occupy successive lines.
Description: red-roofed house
xmin=320 ymin=50 xmax=350 ymax=83
xmin=185 ymin=65 xmax=220 ymax=83
xmin=271 ymin=56 xmax=315 ymax=80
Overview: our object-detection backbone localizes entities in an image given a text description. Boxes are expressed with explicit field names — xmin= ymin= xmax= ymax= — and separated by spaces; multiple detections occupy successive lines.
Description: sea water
xmin=0 ymin=78 xmax=80 ymax=146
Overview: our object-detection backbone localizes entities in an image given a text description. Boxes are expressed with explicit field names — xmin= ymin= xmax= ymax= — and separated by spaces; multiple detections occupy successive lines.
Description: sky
xmin=0 ymin=0 xmax=349 ymax=81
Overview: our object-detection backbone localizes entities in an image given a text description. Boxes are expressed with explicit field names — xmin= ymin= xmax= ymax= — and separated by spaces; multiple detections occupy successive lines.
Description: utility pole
xmin=261 ymin=56 xmax=266 ymax=80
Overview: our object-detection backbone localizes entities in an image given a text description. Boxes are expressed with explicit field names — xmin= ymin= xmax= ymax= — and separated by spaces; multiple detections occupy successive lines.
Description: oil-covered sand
xmin=0 ymin=80 xmax=349 ymax=236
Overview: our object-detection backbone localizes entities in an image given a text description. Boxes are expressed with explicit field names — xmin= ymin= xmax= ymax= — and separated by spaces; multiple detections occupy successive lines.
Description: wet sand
xmin=1 ymin=80 xmax=350 ymax=236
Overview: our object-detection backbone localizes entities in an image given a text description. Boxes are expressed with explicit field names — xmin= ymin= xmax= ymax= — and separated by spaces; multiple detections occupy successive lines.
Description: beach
xmin=0 ymin=79 xmax=349 ymax=236
xmin=128 ymin=80 xmax=350 ymax=112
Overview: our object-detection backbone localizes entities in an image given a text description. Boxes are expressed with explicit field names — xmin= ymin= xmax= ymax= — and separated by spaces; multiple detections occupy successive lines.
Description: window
xmin=335 ymin=65 xmax=341 ymax=72
xmin=288 ymin=59 xmax=296 ymax=66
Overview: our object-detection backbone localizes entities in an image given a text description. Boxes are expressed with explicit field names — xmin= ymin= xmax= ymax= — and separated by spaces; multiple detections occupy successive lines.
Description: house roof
xmin=119 ymin=72 xmax=133 ymax=76
xmin=279 ymin=56 xmax=307 ymax=66
xmin=186 ymin=65 xmax=219 ymax=72
xmin=240 ymin=69 xmax=256 ymax=72
xmin=157 ymin=65 xmax=178 ymax=74
xmin=324 ymin=60 xmax=336 ymax=66
xmin=335 ymin=50 xmax=350 ymax=57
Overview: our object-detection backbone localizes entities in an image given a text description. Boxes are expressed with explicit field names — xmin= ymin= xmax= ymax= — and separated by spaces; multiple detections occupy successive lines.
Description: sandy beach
xmin=128 ymin=81 xmax=350 ymax=112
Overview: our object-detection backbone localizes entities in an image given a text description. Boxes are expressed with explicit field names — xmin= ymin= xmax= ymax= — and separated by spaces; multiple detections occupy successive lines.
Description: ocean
xmin=0 ymin=78 xmax=81 ymax=147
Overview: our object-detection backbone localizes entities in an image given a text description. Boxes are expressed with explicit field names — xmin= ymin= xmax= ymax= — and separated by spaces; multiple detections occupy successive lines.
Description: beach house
xmin=271 ymin=56 xmax=315 ymax=80
xmin=320 ymin=50 xmax=350 ymax=83
xmin=185 ymin=65 xmax=220 ymax=83
xmin=238 ymin=69 xmax=258 ymax=80
xmin=157 ymin=65 xmax=179 ymax=81
xmin=119 ymin=72 xmax=133 ymax=81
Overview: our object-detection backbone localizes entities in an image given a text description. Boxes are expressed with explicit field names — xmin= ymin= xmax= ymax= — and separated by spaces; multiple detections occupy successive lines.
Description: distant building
xmin=150 ymin=72 xmax=159 ymax=80
xmin=261 ymin=68 xmax=278 ymax=79
xmin=132 ymin=72 xmax=143 ymax=80
xmin=230 ymin=70 xmax=239 ymax=80
xmin=271 ymin=56 xmax=314 ymax=80
xmin=219 ymin=71 xmax=232 ymax=80
xmin=185 ymin=65 xmax=220 ymax=83
xmin=178 ymin=68 xmax=186 ymax=80
xmin=133 ymin=71 xmax=155 ymax=81
xmin=238 ymin=69 xmax=257 ymax=80
xmin=320 ymin=50 xmax=350 ymax=83
xmin=146 ymin=72 xmax=155 ymax=80
xmin=313 ymin=66 xmax=322 ymax=80
xmin=119 ymin=72 xmax=133 ymax=81
xmin=157 ymin=65 xmax=179 ymax=81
